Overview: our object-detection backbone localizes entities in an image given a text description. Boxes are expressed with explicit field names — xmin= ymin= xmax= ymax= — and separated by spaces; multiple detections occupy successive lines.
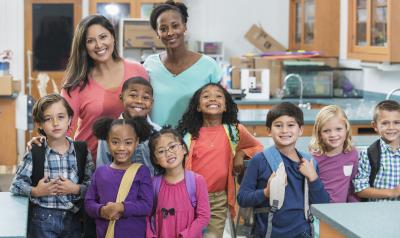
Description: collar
xmin=44 ymin=137 xmax=75 ymax=156
xmin=379 ymin=138 xmax=400 ymax=153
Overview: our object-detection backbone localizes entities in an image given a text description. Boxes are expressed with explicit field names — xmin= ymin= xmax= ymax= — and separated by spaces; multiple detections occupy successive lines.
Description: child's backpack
xmin=254 ymin=146 xmax=317 ymax=238
xmin=366 ymin=139 xmax=381 ymax=187
xmin=150 ymin=170 xmax=197 ymax=232
xmin=30 ymin=141 xmax=88 ymax=186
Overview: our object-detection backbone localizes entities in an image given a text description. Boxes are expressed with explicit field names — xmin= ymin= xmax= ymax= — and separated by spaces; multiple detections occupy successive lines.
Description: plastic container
xmin=0 ymin=62 xmax=10 ymax=76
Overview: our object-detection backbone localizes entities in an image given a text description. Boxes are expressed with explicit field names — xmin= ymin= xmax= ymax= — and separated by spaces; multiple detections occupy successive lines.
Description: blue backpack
xmin=262 ymin=146 xmax=317 ymax=172
xmin=258 ymin=146 xmax=317 ymax=238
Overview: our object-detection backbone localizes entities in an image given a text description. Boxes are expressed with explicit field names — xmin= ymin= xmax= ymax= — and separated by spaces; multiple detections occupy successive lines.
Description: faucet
xmin=386 ymin=88 xmax=400 ymax=100
xmin=283 ymin=73 xmax=311 ymax=109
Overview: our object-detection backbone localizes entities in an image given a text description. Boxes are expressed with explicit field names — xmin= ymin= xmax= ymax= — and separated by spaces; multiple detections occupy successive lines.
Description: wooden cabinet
xmin=0 ymin=99 xmax=17 ymax=166
xmin=348 ymin=0 xmax=400 ymax=62
xmin=289 ymin=0 xmax=340 ymax=57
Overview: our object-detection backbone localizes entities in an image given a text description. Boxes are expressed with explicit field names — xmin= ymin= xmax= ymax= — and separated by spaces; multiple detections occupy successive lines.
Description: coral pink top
xmin=146 ymin=174 xmax=210 ymax=238
xmin=61 ymin=59 xmax=148 ymax=163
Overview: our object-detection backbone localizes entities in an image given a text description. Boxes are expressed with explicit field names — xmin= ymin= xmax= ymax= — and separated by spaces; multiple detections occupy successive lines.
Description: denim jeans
xmin=28 ymin=206 xmax=81 ymax=238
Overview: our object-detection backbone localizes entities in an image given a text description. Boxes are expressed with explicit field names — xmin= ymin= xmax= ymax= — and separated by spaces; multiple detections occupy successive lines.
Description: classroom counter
xmin=257 ymin=135 xmax=378 ymax=152
xmin=311 ymin=202 xmax=400 ymax=238
xmin=0 ymin=192 xmax=29 ymax=238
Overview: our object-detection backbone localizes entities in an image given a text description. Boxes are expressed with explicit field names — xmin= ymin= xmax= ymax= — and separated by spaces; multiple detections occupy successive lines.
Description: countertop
xmin=236 ymin=91 xmax=388 ymax=126
xmin=0 ymin=192 xmax=29 ymax=238
xmin=238 ymin=108 xmax=372 ymax=125
xmin=311 ymin=202 xmax=400 ymax=238
xmin=257 ymin=135 xmax=378 ymax=152
xmin=234 ymin=91 xmax=394 ymax=107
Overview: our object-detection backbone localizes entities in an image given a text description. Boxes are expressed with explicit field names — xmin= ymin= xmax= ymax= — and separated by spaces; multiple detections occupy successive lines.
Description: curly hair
xmin=148 ymin=126 xmax=188 ymax=175
xmin=176 ymin=83 xmax=239 ymax=143
xmin=309 ymin=105 xmax=353 ymax=155
xmin=149 ymin=0 xmax=188 ymax=31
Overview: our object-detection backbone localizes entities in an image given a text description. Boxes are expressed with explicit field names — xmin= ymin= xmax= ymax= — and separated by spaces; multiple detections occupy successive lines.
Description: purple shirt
xmin=313 ymin=148 xmax=359 ymax=203
xmin=85 ymin=165 xmax=153 ymax=238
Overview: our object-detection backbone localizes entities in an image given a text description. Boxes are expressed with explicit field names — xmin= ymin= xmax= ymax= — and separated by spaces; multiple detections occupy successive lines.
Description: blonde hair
xmin=309 ymin=105 xmax=353 ymax=155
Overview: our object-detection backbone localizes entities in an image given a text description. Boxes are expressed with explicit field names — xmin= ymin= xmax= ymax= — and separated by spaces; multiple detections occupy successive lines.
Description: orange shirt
xmin=185 ymin=124 xmax=263 ymax=217
xmin=192 ymin=125 xmax=231 ymax=192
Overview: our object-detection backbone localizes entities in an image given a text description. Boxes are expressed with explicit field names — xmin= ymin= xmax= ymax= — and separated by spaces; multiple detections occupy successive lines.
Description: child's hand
xmin=391 ymin=185 xmax=400 ymax=198
xmin=298 ymin=158 xmax=318 ymax=182
xmin=54 ymin=176 xmax=80 ymax=195
xmin=263 ymin=172 xmax=276 ymax=198
xmin=100 ymin=202 xmax=124 ymax=220
xmin=26 ymin=136 xmax=46 ymax=151
xmin=31 ymin=176 xmax=58 ymax=197
xmin=233 ymin=151 xmax=246 ymax=176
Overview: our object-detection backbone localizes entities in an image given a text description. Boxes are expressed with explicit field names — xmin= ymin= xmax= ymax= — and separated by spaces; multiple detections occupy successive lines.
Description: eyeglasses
xmin=155 ymin=143 xmax=182 ymax=157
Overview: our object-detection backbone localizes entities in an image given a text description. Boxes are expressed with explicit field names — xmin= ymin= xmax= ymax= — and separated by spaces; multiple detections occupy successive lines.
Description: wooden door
xmin=24 ymin=0 xmax=82 ymax=100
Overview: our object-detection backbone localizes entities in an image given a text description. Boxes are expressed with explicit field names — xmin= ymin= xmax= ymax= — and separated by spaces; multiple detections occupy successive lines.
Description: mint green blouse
xmin=144 ymin=54 xmax=222 ymax=127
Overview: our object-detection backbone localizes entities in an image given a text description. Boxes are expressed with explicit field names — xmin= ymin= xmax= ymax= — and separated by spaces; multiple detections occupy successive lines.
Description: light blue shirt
xmin=144 ymin=54 xmax=222 ymax=127
xmin=96 ymin=115 xmax=161 ymax=176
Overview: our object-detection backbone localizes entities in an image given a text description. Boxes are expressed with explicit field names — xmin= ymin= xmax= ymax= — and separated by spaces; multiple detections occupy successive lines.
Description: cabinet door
xmin=24 ymin=0 xmax=82 ymax=100
xmin=0 ymin=99 xmax=17 ymax=166
xmin=289 ymin=0 xmax=339 ymax=56
xmin=347 ymin=0 xmax=398 ymax=61
xmin=303 ymin=0 xmax=315 ymax=45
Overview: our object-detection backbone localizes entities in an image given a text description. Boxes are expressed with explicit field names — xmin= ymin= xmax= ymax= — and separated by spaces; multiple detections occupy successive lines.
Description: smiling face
xmin=197 ymin=85 xmax=226 ymax=117
xmin=373 ymin=109 xmax=400 ymax=147
xmin=156 ymin=10 xmax=186 ymax=49
xmin=320 ymin=116 xmax=347 ymax=155
xmin=107 ymin=124 xmax=138 ymax=167
xmin=121 ymin=83 xmax=153 ymax=118
xmin=153 ymin=133 xmax=187 ymax=171
xmin=39 ymin=101 xmax=71 ymax=142
xmin=268 ymin=115 xmax=303 ymax=149
xmin=85 ymin=24 xmax=115 ymax=63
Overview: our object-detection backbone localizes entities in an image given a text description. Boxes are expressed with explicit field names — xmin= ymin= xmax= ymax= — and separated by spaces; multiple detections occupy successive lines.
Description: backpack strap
xmin=367 ymin=139 xmax=381 ymax=187
xmin=73 ymin=141 xmax=88 ymax=184
xmin=262 ymin=146 xmax=283 ymax=171
xmin=30 ymin=144 xmax=46 ymax=186
xmin=223 ymin=124 xmax=238 ymax=154
xmin=183 ymin=133 xmax=192 ymax=150
xmin=153 ymin=175 xmax=162 ymax=206
xmin=184 ymin=170 xmax=197 ymax=208
xmin=30 ymin=141 xmax=88 ymax=186
xmin=105 ymin=163 xmax=142 ymax=238
xmin=260 ymin=146 xmax=316 ymax=238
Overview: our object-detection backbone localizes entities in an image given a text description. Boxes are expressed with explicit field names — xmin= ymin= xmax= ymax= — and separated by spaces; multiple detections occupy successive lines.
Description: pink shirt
xmin=61 ymin=59 xmax=148 ymax=163
xmin=146 ymin=173 xmax=210 ymax=238
xmin=313 ymin=148 xmax=359 ymax=203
